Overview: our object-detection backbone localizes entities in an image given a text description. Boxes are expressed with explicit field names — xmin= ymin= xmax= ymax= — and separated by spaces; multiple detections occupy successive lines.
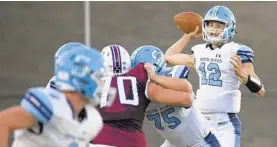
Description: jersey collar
xmin=206 ymin=43 xmax=225 ymax=50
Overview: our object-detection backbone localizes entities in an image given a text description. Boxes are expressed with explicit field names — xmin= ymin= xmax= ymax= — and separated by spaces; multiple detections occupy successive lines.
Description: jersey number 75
xmin=146 ymin=107 xmax=181 ymax=130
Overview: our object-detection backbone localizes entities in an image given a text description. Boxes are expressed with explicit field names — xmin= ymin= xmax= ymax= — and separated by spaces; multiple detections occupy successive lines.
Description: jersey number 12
xmin=199 ymin=62 xmax=222 ymax=87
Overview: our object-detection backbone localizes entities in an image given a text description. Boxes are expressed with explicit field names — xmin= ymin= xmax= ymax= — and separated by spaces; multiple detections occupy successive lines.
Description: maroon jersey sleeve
xmin=128 ymin=63 xmax=149 ymax=97
xmin=133 ymin=63 xmax=149 ymax=88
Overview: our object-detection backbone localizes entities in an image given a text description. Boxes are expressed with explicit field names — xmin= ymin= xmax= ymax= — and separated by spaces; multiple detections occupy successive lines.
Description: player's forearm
xmin=147 ymin=83 xmax=194 ymax=105
xmin=149 ymin=89 xmax=193 ymax=105
xmin=237 ymin=70 xmax=265 ymax=96
xmin=165 ymin=35 xmax=192 ymax=56
xmin=0 ymin=124 xmax=10 ymax=147
xmin=157 ymin=94 xmax=193 ymax=105
xmin=236 ymin=70 xmax=248 ymax=84
xmin=151 ymin=75 xmax=192 ymax=93
xmin=250 ymin=73 xmax=265 ymax=96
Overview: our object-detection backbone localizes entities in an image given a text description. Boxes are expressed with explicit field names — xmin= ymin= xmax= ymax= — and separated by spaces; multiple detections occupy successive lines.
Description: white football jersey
xmin=145 ymin=66 xmax=211 ymax=147
xmin=12 ymin=86 xmax=103 ymax=147
xmin=192 ymin=42 xmax=254 ymax=113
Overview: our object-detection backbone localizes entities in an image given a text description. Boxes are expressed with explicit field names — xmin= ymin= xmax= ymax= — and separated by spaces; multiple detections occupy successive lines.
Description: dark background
xmin=0 ymin=2 xmax=276 ymax=147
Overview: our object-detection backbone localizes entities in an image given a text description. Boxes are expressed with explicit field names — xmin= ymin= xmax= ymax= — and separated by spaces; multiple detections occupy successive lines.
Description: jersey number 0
xmin=101 ymin=76 xmax=139 ymax=107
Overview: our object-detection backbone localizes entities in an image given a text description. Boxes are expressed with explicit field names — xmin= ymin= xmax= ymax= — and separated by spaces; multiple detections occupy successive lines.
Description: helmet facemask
xmin=203 ymin=20 xmax=235 ymax=44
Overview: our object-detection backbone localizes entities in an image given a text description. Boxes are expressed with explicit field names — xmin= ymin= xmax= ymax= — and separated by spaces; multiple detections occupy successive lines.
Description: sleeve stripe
xmin=50 ymin=81 xmax=58 ymax=90
xmin=238 ymin=55 xmax=254 ymax=59
xmin=26 ymin=92 xmax=53 ymax=119
xmin=21 ymin=99 xmax=49 ymax=123
xmin=24 ymin=98 xmax=51 ymax=121
xmin=179 ymin=67 xmax=189 ymax=79
xmin=241 ymin=56 xmax=253 ymax=63
xmin=237 ymin=53 xmax=254 ymax=59
xmin=237 ymin=50 xmax=253 ymax=54
xmin=237 ymin=51 xmax=254 ymax=57
xmin=29 ymin=93 xmax=53 ymax=116
xmin=237 ymin=51 xmax=254 ymax=56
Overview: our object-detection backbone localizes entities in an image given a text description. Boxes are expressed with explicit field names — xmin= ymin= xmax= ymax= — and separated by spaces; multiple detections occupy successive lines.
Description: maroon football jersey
xmin=93 ymin=63 xmax=150 ymax=147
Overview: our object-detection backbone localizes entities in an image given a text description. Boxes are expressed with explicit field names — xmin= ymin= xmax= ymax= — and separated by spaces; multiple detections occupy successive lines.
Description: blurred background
xmin=0 ymin=1 xmax=276 ymax=147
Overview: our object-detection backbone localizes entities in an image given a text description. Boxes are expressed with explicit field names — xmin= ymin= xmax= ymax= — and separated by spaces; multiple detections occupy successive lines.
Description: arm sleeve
xmin=171 ymin=65 xmax=190 ymax=79
xmin=20 ymin=87 xmax=53 ymax=124
xmin=236 ymin=46 xmax=254 ymax=63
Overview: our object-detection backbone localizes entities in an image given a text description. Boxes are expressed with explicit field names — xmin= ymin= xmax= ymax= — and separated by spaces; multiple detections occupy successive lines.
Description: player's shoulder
xmin=226 ymin=41 xmax=253 ymax=53
xmin=122 ymin=63 xmax=147 ymax=80
xmin=237 ymin=43 xmax=253 ymax=53
xmin=20 ymin=87 xmax=54 ymax=124
xmin=130 ymin=62 xmax=145 ymax=72
xmin=23 ymin=87 xmax=52 ymax=106
xmin=191 ymin=43 xmax=207 ymax=52
xmin=228 ymin=42 xmax=254 ymax=63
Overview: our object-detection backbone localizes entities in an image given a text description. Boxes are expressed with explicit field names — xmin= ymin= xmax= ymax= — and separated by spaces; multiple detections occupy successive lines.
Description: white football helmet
xmin=101 ymin=45 xmax=131 ymax=76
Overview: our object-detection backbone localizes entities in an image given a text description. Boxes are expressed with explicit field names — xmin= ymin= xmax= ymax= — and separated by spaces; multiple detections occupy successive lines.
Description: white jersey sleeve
xmin=165 ymin=65 xmax=190 ymax=79
xmin=236 ymin=45 xmax=254 ymax=63
xmin=20 ymin=87 xmax=53 ymax=124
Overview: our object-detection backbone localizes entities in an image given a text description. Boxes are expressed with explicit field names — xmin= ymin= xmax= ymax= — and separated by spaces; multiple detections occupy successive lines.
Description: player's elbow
xmin=164 ymin=49 xmax=176 ymax=57
xmin=147 ymin=84 xmax=160 ymax=101
xmin=164 ymin=55 xmax=178 ymax=66
xmin=0 ymin=122 xmax=10 ymax=133
xmin=180 ymin=93 xmax=194 ymax=105
xmin=185 ymin=81 xmax=193 ymax=93
xmin=0 ymin=113 xmax=11 ymax=133
xmin=164 ymin=55 xmax=172 ymax=63
xmin=0 ymin=116 xmax=11 ymax=146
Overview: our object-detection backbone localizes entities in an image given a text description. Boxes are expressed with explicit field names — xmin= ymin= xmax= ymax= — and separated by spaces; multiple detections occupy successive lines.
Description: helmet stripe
xmin=110 ymin=45 xmax=122 ymax=73
xmin=109 ymin=46 xmax=116 ymax=73
xmin=210 ymin=6 xmax=221 ymax=16
xmin=115 ymin=45 xmax=122 ymax=73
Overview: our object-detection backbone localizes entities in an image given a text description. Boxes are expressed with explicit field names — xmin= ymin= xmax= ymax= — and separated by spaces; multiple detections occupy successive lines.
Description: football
xmin=174 ymin=12 xmax=203 ymax=34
